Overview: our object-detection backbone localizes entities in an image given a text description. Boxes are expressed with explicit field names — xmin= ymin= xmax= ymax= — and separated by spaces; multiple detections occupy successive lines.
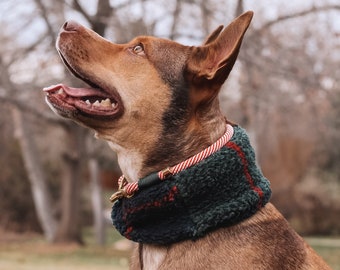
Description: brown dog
xmin=44 ymin=11 xmax=331 ymax=270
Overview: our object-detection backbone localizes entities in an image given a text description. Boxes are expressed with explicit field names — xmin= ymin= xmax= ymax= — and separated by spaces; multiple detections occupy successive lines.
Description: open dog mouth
xmin=43 ymin=52 xmax=122 ymax=119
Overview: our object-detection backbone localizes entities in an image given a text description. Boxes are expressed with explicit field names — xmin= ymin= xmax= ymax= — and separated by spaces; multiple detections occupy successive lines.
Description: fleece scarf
xmin=111 ymin=126 xmax=271 ymax=245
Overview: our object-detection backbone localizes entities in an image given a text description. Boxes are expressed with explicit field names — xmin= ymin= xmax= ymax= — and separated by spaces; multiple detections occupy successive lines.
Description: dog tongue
xmin=43 ymin=84 xmax=107 ymax=98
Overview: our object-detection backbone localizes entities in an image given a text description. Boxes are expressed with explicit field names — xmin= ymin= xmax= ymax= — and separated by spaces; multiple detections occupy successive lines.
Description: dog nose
xmin=62 ymin=20 xmax=81 ymax=32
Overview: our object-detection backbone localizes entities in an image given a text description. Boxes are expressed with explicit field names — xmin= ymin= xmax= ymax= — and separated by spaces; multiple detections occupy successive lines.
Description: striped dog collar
xmin=110 ymin=124 xmax=234 ymax=203
xmin=111 ymin=125 xmax=272 ymax=244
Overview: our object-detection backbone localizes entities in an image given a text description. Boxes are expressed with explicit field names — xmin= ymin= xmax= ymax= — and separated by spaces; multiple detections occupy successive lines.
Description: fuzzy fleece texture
xmin=111 ymin=126 xmax=271 ymax=245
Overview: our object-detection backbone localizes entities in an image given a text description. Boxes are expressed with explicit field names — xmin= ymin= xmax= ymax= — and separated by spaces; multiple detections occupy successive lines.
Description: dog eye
xmin=133 ymin=44 xmax=144 ymax=54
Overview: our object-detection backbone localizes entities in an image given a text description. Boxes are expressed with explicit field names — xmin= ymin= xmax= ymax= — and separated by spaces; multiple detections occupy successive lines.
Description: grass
xmin=305 ymin=237 xmax=340 ymax=270
xmin=0 ymin=229 xmax=339 ymax=270
xmin=0 ymin=246 xmax=129 ymax=270
xmin=0 ymin=228 xmax=130 ymax=270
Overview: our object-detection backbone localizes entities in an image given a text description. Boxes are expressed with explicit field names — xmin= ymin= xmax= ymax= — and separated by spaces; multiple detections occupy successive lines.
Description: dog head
xmin=44 ymin=11 xmax=253 ymax=179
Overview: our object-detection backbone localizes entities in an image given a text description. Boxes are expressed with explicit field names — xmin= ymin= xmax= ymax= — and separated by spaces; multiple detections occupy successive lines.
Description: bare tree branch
xmin=0 ymin=55 xmax=69 ymax=127
xmin=72 ymin=0 xmax=113 ymax=35
xmin=92 ymin=0 xmax=113 ymax=35
xmin=254 ymin=5 xmax=340 ymax=33
xmin=169 ymin=0 xmax=181 ymax=40
xmin=34 ymin=0 xmax=58 ymax=45
xmin=72 ymin=0 xmax=93 ymax=24
xmin=0 ymin=95 xmax=70 ymax=127
xmin=6 ymin=33 xmax=47 ymax=67
xmin=200 ymin=0 xmax=212 ymax=36
xmin=235 ymin=0 xmax=244 ymax=17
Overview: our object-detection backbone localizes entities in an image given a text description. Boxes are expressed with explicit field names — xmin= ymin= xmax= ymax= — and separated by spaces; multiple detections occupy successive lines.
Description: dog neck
xmin=109 ymin=124 xmax=235 ymax=203
xmin=141 ymin=102 xmax=227 ymax=177
xmin=111 ymin=125 xmax=272 ymax=244
xmin=108 ymin=110 xmax=227 ymax=182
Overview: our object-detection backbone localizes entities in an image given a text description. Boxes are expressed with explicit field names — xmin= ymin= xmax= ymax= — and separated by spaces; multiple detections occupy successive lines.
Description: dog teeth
xmin=57 ymin=88 xmax=64 ymax=95
xmin=84 ymin=98 xmax=117 ymax=108
xmin=100 ymin=98 xmax=111 ymax=107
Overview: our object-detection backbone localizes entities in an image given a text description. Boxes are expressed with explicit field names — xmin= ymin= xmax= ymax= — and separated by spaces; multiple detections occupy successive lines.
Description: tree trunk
xmin=54 ymin=126 xmax=86 ymax=244
xmin=89 ymin=157 xmax=105 ymax=245
xmin=235 ymin=0 xmax=244 ymax=17
xmin=12 ymin=108 xmax=58 ymax=242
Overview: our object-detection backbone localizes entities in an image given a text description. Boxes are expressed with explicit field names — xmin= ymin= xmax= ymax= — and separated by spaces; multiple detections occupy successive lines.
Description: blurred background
xmin=0 ymin=0 xmax=339 ymax=269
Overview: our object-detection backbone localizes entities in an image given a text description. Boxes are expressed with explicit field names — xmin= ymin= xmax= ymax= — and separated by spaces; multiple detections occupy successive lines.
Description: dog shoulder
xmin=156 ymin=203 xmax=330 ymax=270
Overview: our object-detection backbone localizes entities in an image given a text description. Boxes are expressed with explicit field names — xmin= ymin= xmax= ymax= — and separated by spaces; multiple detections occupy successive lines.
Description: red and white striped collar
xmin=110 ymin=124 xmax=234 ymax=203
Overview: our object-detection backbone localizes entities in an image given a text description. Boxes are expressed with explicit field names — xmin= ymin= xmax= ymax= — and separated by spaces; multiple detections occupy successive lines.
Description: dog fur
xmin=44 ymin=11 xmax=331 ymax=270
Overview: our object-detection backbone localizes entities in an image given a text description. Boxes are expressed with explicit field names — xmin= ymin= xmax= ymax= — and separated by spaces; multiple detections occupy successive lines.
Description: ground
xmin=0 ymin=228 xmax=130 ymax=270
xmin=0 ymin=229 xmax=339 ymax=270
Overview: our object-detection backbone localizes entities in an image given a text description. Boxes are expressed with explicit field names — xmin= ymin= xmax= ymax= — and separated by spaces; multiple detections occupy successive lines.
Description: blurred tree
xmin=0 ymin=0 xmax=339 ymax=242
xmin=231 ymin=2 xmax=340 ymax=231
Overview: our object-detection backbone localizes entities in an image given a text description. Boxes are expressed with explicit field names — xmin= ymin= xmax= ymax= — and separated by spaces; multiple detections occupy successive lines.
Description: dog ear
xmin=187 ymin=11 xmax=253 ymax=86
xmin=202 ymin=25 xmax=224 ymax=45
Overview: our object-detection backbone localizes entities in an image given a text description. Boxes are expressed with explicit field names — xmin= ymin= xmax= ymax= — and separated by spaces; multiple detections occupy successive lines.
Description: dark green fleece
xmin=111 ymin=126 xmax=271 ymax=245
